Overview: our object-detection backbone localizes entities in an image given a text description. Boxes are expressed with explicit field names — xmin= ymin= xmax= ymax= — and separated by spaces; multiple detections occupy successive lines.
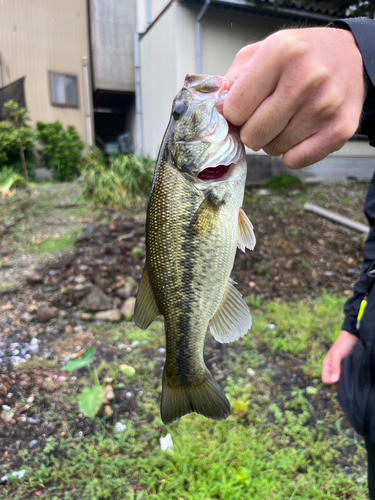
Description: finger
xmin=224 ymin=46 xmax=282 ymax=127
xmin=322 ymin=354 xmax=340 ymax=384
xmin=225 ymin=42 xmax=260 ymax=80
xmin=282 ymin=126 xmax=349 ymax=169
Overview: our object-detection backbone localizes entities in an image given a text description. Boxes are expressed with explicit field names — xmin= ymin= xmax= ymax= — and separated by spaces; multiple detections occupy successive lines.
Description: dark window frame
xmin=49 ymin=71 xmax=79 ymax=108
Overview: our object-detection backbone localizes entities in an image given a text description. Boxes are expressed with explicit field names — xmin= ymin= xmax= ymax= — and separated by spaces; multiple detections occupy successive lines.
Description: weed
xmin=262 ymin=173 xmax=306 ymax=194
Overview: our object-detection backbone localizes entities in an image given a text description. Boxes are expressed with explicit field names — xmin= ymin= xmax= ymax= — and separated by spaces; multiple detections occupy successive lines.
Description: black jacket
xmin=330 ymin=18 xmax=375 ymax=440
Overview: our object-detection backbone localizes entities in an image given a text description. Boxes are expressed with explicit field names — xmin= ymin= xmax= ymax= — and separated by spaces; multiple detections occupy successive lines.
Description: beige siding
xmin=137 ymin=0 xmax=173 ymax=32
xmin=0 ymin=0 xmax=93 ymax=145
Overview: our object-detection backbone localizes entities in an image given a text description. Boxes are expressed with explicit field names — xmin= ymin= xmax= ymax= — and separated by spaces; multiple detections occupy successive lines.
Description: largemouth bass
xmin=134 ymin=74 xmax=255 ymax=425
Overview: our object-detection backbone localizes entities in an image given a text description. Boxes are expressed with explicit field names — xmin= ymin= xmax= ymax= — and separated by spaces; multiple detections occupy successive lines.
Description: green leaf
xmin=62 ymin=347 xmax=96 ymax=372
xmin=306 ymin=386 xmax=318 ymax=396
xmin=78 ymin=385 xmax=104 ymax=418
xmin=119 ymin=364 xmax=136 ymax=377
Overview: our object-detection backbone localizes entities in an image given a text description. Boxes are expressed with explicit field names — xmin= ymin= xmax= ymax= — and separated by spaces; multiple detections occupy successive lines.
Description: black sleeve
xmin=342 ymin=171 xmax=375 ymax=336
xmin=330 ymin=18 xmax=375 ymax=144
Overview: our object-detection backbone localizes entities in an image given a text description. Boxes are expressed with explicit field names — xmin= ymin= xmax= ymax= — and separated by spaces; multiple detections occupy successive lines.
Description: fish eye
xmin=173 ymin=101 xmax=188 ymax=121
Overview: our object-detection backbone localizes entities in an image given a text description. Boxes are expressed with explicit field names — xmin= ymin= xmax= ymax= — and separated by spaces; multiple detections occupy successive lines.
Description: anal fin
xmin=133 ymin=264 xmax=160 ymax=329
xmin=237 ymin=208 xmax=256 ymax=252
xmin=209 ymin=278 xmax=252 ymax=343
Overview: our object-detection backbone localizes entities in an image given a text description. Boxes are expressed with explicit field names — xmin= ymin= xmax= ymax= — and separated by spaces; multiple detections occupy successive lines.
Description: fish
xmin=134 ymin=74 xmax=256 ymax=425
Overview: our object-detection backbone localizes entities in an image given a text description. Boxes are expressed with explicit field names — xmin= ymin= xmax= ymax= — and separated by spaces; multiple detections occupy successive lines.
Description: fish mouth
xmin=197 ymin=164 xmax=234 ymax=182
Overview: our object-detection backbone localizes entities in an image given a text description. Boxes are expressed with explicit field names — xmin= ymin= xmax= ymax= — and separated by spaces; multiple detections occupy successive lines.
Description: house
xmin=0 ymin=0 xmax=94 ymax=147
xmin=1 ymin=0 xmax=374 ymax=182
xmin=136 ymin=0 xmax=375 ymax=182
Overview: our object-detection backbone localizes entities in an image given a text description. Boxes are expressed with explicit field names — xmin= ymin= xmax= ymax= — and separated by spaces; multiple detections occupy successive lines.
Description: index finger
xmin=223 ymin=42 xmax=282 ymax=127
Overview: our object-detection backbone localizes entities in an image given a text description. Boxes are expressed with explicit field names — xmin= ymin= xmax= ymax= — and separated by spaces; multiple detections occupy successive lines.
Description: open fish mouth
xmin=197 ymin=163 xmax=234 ymax=182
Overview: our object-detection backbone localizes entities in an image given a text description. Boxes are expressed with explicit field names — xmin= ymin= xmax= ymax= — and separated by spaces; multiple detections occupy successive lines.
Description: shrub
xmin=0 ymin=101 xmax=36 ymax=180
xmin=36 ymin=121 xmax=85 ymax=181
xmin=262 ymin=173 xmax=306 ymax=194
xmin=81 ymin=148 xmax=155 ymax=209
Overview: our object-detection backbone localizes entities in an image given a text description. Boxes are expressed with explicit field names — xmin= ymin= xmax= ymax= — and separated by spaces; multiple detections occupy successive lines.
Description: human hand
xmin=223 ymin=27 xmax=366 ymax=169
xmin=322 ymin=330 xmax=359 ymax=384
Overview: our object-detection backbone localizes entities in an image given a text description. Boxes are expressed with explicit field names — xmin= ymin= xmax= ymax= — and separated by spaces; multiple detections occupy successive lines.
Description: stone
xmin=0 ymin=283 xmax=20 ymax=295
xmin=27 ymin=271 xmax=44 ymax=284
xmin=21 ymin=312 xmax=34 ymax=322
xmin=37 ymin=307 xmax=59 ymax=323
xmin=80 ymin=312 xmax=94 ymax=321
xmin=121 ymin=297 xmax=136 ymax=319
xmin=27 ymin=304 xmax=38 ymax=314
xmin=80 ymin=287 xmax=113 ymax=312
xmin=116 ymin=277 xmax=138 ymax=299
xmin=95 ymin=309 xmax=122 ymax=322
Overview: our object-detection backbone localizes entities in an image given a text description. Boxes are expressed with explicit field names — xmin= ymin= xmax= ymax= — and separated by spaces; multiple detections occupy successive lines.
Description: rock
xmin=103 ymin=384 xmax=115 ymax=403
xmin=74 ymin=275 xmax=86 ymax=284
xmin=27 ymin=304 xmax=38 ymax=314
xmin=21 ymin=312 xmax=34 ymax=322
xmin=80 ymin=287 xmax=113 ymax=312
xmin=0 ymin=282 xmax=20 ymax=295
xmin=121 ymin=297 xmax=136 ymax=319
xmin=323 ymin=271 xmax=334 ymax=277
xmin=37 ymin=307 xmax=59 ymax=323
xmin=116 ymin=277 xmax=138 ymax=299
xmin=80 ymin=312 xmax=94 ymax=321
xmin=114 ymin=422 xmax=127 ymax=432
xmin=95 ymin=309 xmax=122 ymax=322
xmin=29 ymin=440 xmax=39 ymax=449
xmin=27 ymin=271 xmax=44 ymax=284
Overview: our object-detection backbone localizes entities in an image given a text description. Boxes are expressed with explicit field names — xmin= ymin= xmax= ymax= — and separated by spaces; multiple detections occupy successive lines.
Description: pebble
xmin=95 ymin=309 xmax=122 ymax=322
xmin=37 ymin=307 xmax=59 ymax=323
xmin=114 ymin=422 xmax=127 ymax=432
xmin=29 ymin=439 xmax=39 ymax=449
xmin=323 ymin=271 xmax=334 ymax=277
xmin=81 ymin=287 xmax=113 ymax=312
xmin=27 ymin=271 xmax=44 ymax=284
xmin=21 ymin=312 xmax=34 ymax=322
xmin=247 ymin=368 xmax=256 ymax=377
xmin=121 ymin=296 xmax=136 ymax=319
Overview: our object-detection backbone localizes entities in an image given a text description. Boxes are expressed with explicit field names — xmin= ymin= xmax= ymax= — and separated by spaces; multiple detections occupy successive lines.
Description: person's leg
xmin=366 ymin=438 xmax=375 ymax=499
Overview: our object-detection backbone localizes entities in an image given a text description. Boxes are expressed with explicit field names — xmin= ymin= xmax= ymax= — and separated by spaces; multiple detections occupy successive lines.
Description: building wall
xmin=90 ymin=0 xmax=136 ymax=92
xmin=140 ymin=3 xmax=288 ymax=157
xmin=0 ymin=0 xmax=93 ymax=146
xmin=140 ymin=2 xmax=375 ymax=172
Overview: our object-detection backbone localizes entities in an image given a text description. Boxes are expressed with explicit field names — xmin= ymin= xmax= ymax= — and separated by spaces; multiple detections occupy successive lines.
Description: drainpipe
xmin=0 ymin=53 xmax=4 ymax=88
xmin=196 ymin=0 xmax=211 ymax=74
xmin=134 ymin=32 xmax=143 ymax=153
xmin=82 ymin=56 xmax=93 ymax=148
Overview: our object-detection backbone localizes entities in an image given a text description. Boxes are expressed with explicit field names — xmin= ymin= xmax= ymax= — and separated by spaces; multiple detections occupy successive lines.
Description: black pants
xmin=366 ymin=438 xmax=375 ymax=499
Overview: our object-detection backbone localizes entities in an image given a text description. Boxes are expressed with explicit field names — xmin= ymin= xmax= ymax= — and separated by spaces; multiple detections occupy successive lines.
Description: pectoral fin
xmin=133 ymin=264 xmax=160 ymax=329
xmin=209 ymin=278 xmax=252 ymax=343
xmin=237 ymin=208 xmax=256 ymax=252
xmin=190 ymin=191 xmax=223 ymax=236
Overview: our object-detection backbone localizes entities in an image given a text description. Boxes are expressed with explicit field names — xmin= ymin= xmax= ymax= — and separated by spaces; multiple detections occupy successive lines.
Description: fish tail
xmin=160 ymin=368 xmax=231 ymax=425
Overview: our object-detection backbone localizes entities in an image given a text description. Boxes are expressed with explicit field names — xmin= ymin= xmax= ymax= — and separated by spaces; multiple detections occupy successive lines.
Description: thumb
xmin=322 ymin=352 xmax=341 ymax=384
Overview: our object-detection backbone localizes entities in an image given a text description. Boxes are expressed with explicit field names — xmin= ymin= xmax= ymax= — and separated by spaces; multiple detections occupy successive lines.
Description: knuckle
xmin=315 ymin=87 xmax=345 ymax=120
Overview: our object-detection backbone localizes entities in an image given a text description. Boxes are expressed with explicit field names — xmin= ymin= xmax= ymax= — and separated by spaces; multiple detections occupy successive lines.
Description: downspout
xmin=82 ymin=56 xmax=93 ymax=148
xmin=134 ymin=32 xmax=143 ymax=153
xmin=196 ymin=0 xmax=211 ymax=74
xmin=0 ymin=53 xmax=4 ymax=88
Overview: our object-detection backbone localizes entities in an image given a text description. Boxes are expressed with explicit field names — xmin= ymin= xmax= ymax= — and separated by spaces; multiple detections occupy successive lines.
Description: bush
xmin=81 ymin=148 xmax=155 ymax=209
xmin=262 ymin=173 xmax=306 ymax=194
xmin=0 ymin=102 xmax=36 ymax=179
xmin=36 ymin=121 xmax=85 ymax=181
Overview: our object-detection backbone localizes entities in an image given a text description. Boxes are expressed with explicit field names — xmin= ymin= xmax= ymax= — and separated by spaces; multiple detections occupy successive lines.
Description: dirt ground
xmin=0 ymin=179 xmax=370 ymax=477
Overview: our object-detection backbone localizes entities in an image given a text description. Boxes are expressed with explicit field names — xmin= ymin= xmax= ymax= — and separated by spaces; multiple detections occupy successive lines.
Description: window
xmin=49 ymin=72 xmax=78 ymax=108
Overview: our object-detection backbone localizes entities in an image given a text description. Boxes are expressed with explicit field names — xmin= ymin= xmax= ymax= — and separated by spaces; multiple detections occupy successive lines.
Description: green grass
xmin=28 ymin=230 xmax=79 ymax=254
xmin=2 ymin=295 xmax=368 ymax=500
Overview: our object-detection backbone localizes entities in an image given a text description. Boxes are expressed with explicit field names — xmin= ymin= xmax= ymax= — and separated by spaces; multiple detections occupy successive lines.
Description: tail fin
xmin=161 ymin=369 xmax=231 ymax=425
